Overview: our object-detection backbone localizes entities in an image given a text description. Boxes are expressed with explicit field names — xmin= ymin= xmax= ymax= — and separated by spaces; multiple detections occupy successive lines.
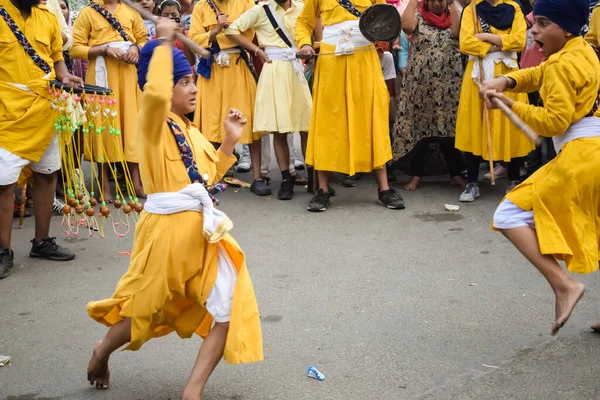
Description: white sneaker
xmin=237 ymin=154 xmax=251 ymax=173
xmin=459 ymin=183 xmax=480 ymax=202
xmin=52 ymin=196 xmax=65 ymax=214
xmin=484 ymin=164 xmax=507 ymax=180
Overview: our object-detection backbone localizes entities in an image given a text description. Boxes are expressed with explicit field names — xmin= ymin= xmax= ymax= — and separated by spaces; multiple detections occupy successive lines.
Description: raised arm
xmin=402 ymin=0 xmax=418 ymax=35
xmin=449 ymin=1 xmax=461 ymax=38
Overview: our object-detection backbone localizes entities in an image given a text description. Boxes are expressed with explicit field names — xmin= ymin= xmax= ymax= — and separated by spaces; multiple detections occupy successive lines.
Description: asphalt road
xmin=1 ymin=166 xmax=599 ymax=400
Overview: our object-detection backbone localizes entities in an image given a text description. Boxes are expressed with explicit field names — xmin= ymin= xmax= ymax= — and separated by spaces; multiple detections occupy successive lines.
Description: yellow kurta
xmin=190 ymin=0 xmax=258 ymax=144
xmin=0 ymin=0 xmax=62 ymax=162
xmin=455 ymin=0 xmax=534 ymax=161
xmin=585 ymin=5 xmax=600 ymax=47
xmin=86 ymin=46 xmax=264 ymax=364
xmin=493 ymin=37 xmax=600 ymax=275
xmin=295 ymin=0 xmax=391 ymax=175
xmin=45 ymin=0 xmax=73 ymax=51
xmin=71 ymin=0 xmax=148 ymax=163
xmin=226 ymin=0 xmax=312 ymax=133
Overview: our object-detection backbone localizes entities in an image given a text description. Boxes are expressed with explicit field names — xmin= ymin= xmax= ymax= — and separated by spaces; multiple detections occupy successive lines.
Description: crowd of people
xmin=1 ymin=0 xmax=600 ymax=397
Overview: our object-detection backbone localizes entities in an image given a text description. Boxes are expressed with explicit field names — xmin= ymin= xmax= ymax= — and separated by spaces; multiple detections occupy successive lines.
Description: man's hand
xmin=479 ymin=77 xmax=508 ymax=96
xmin=256 ymin=48 xmax=272 ymax=64
xmin=223 ymin=108 xmax=246 ymax=143
xmin=106 ymin=47 xmax=125 ymax=60
xmin=474 ymin=33 xmax=491 ymax=42
xmin=296 ymin=44 xmax=315 ymax=60
xmin=482 ymin=90 xmax=515 ymax=110
xmin=123 ymin=45 xmax=140 ymax=64
xmin=156 ymin=17 xmax=179 ymax=42
xmin=216 ymin=13 xmax=229 ymax=31
xmin=61 ymin=74 xmax=84 ymax=88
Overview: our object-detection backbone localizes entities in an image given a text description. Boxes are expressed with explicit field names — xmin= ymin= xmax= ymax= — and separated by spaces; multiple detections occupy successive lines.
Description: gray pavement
xmin=1 ymin=169 xmax=599 ymax=400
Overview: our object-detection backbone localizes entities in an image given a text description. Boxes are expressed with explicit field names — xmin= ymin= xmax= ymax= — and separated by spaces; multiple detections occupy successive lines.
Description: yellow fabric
xmin=71 ymin=0 xmax=148 ymax=162
xmin=585 ymin=5 xmax=600 ymax=47
xmin=0 ymin=1 xmax=61 ymax=161
xmin=295 ymin=0 xmax=392 ymax=174
xmin=87 ymin=46 xmax=264 ymax=364
xmin=227 ymin=0 xmax=312 ymax=133
xmin=494 ymin=37 xmax=600 ymax=275
xmin=455 ymin=0 xmax=534 ymax=161
xmin=45 ymin=0 xmax=73 ymax=51
xmin=190 ymin=0 xmax=258 ymax=144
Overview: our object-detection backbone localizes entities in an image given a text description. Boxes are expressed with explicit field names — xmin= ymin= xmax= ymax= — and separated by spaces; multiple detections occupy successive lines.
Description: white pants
xmin=0 ymin=135 xmax=60 ymax=186
xmin=259 ymin=134 xmax=303 ymax=176
xmin=493 ymin=198 xmax=535 ymax=230
xmin=205 ymin=245 xmax=238 ymax=323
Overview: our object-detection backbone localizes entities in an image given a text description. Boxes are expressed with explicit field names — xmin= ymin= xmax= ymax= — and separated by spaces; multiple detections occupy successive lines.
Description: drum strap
xmin=89 ymin=2 xmax=131 ymax=42
xmin=0 ymin=6 xmax=52 ymax=75
xmin=263 ymin=5 xmax=293 ymax=48
xmin=336 ymin=0 xmax=362 ymax=18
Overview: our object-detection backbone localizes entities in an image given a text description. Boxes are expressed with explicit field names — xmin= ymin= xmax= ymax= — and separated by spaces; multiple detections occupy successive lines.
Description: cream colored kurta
xmin=87 ymin=45 xmax=264 ymax=363
xmin=227 ymin=0 xmax=312 ymax=133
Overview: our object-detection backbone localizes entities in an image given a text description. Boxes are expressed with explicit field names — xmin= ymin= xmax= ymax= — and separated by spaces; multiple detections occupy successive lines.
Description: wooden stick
xmin=491 ymin=98 xmax=543 ymax=145
xmin=471 ymin=1 xmax=496 ymax=185
xmin=122 ymin=0 xmax=211 ymax=58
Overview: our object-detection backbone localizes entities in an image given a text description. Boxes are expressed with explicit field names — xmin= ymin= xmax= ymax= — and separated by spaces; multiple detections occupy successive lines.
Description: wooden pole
xmin=471 ymin=0 xmax=496 ymax=185
xmin=491 ymin=98 xmax=542 ymax=145
xmin=122 ymin=0 xmax=211 ymax=58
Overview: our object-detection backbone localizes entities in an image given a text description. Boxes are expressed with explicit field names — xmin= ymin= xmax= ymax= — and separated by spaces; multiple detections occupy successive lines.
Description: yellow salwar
xmin=455 ymin=0 xmax=534 ymax=161
xmin=86 ymin=46 xmax=263 ymax=363
xmin=492 ymin=37 xmax=600 ymax=275
xmin=190 ymin=0 xmax=259 ymax=144
xmin=71 ymin=0 xmax=148 ymax=163
xmin=295 ymin=0 xmax=391 ymax=175
xmin=585 ymin=5 xmax=600 ymax=47
xmin=226 ymin=0 xmax=312 ymax=133
xmin=0 ymin=0 xmax=62 ymax=161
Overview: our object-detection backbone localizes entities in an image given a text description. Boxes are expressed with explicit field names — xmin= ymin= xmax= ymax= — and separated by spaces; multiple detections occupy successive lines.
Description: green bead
xmin=70 ymin=127 xmax=77 ymax=133
xmin=101 ymin=201 xmax=106 ymax=206
xmin=134 ymin=198 xmax=138 ymax=203
xmin=90 ymin=191 xmax=95 ymax=196
xmin=99 ymin=157 xmax=105 ymax=163
xmin=129 ymin=196 xmax=133 ymax=201
xmin=82 ymin=129 xmax=89 ymax=134
xmin=89 ymin=123 xmax=95 ymax=129
xmin=75 ymin=200 xmax=79 ymax=205
xmin=116 ymin=130 xmax=121 ymax=136
xmin=78 ymin=121 xmax=83 ymax=127
xmin=116 ymin=195 xmax=120 ymax=200
xmin=95 ymin=128 xmax=101 ymax=134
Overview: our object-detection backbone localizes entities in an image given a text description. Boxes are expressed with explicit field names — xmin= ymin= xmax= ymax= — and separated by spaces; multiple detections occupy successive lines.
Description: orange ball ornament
xmin=128 ymin=200 xmax=136 ymax=208
xmin=89 ymin=198 xmax=97 ymax=207
xmin=77 ymin=193 xmax=84 ymax=201
xmin=123 ymin=205 xmax=132 ymax=214
xmin=114 ymin=199 xmax=122 ymax=209
xmin=85 ymin=207 xmax=95 ymax=217
xmin=75 ymin=204 xmax=84 ymax=214
xmin=134 ymin=203 xmax=143 ymax=213
xmin=100 ymin=206 xmax=111 ymax=216
xmin=68 ymin=198 xmax=77 ymax=207
xmin=62 ymin=205 xmax=72 ymax=214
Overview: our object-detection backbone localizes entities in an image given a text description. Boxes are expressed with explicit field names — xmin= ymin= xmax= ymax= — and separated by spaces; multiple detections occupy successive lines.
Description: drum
xmin=359 ymin=3 xmax=401 ymax=43
xmin=49 ymin=80 xmax=113 ymax=95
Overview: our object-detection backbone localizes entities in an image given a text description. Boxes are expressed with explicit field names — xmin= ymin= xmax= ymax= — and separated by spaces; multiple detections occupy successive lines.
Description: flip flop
xmin=224 ymin=177 xmax=251 ymax=188
xmin=292 ymin=174 xmax=307 ymax=186
xmin=13 ymin=208 xmax=31 ymax=218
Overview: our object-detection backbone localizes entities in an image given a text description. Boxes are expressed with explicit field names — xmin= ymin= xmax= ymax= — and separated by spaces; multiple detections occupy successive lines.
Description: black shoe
xmin=341 ymin=175 xmax=357 ymax=187
xmin=307 ymin=189 xmax=331 ymax=212
xmin=251 ymin=179 xmax=272 ymax=196
xmin=278 ymin=178 xmax=294 ymax=200
xmin=378 ymin=188 xmax=405 ymax=209
xmin=0 ymin=249 xmax=14 ymax=279
xmin=29 ymin=237 xmax=75 ymax=261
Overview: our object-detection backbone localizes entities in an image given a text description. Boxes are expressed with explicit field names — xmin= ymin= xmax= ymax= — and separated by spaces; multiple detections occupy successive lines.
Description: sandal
xmin=13 ymin=205 xmax=31 ymax=219
xmin=292 ymin=173 xmax=307 ymax=186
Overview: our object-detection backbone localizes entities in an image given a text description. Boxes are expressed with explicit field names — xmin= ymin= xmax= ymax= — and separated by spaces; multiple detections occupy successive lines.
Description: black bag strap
xmin=263 ymin=5 xmax=293 ymax=48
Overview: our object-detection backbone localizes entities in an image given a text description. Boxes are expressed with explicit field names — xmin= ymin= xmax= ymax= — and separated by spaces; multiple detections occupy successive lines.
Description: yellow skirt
xmin=194 ymin=54 xmax=259 ymax=144
xmin=254 ymin=60 xmax=312 ymax=133
xmin=455 ymin=60 xmax=534 ymax=161
xmin=307 ymin=43 xmax=391 ymax=175
xmin=494 ymin=138 xmax=600 ymax=274
xmin=86 ymin=211 xmax=264 ymax=364
xmin=84 ymin=58 xmax=142 ymax=163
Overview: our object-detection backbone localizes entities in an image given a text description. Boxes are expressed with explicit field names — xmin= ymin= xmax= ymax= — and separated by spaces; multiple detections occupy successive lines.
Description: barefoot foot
xmin=451 ymin=175 xmax=467 ymax=188
xmin=552 ymin=280 xmax=585 ymax=336
xmin=87 ymin=342 xmax=110 ymax=390
xmin=181 ymin=385 xmax=203 ymax=400
xmin=591 ymin=321 xmax=600 ymax=333
xmin=403 ymin=176 xmax=421 ymax=191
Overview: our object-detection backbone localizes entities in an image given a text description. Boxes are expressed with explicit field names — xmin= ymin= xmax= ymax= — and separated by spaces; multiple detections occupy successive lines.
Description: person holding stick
xmin=86 ymin=20 xmax=263 ymax=397
xmin=455 ymin=0 xmax=533 ymax=202
xmin=483 ymin=0 xmax=599 ymax=336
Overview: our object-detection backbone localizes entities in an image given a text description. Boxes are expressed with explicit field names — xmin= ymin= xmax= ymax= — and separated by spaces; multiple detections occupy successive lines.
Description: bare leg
xmin=249 ymin=140 xmax=263 ymax=180
xmin=181 ymin=322 xmax=229 ymax=400
xmin=87 ymin=318 xmax=132 ymax=390
xmin=300 ymin=131 xmax=308 ymax=159
xmin=403 ymin=176 xmax=421 ymax=191
xmin=450 ymin=175 xmax=467 ymax=188
xmin=374 ymin=169 xmax=390 ymax=191
xmin=501 ymin=227 xmax=585 ymax=335
xmin=31 ymin=172 xmax=57 ymax=242
xmin=99 ymin=163 xmax=113 ymax=202
xmin=317 ymin=171 xmax=330 ymax=192
xmin=273 ymin=134 xmax=291 ymax=172
xmin=129 ymin=163 xmax=146 ymax=199
xmin=0 ymin=183 xmax=16 ymax=249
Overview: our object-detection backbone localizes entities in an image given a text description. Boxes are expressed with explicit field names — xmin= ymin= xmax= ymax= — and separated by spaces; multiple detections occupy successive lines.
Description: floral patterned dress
xmin=392 ymin=13 xmax=463 ymax=174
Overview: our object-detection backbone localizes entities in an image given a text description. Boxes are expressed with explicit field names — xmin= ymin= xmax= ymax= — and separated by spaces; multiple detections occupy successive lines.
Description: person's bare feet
xmin=451 ymin=175 xmax=467 ymax=188
xmin=134 ymin=187 xmax=147 ymax=199
xmin=87 ymin=342 xmax=110 ymax=390
xmin=552 ymin=280 xmax=585 ymax=336
xmin=181 ymin=385 xmax=203 ymax=400
xmin=403 ymin=176 xmax=421 ymax=191
xmin=591 ymin=321 xmax=600 ymax=332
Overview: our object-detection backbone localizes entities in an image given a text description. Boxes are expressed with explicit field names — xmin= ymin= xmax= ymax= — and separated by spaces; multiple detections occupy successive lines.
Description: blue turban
xmin=534 ymin=0 xmax=590 ymax=35
xmin=137 ymin=39 xmax=193 ymax=91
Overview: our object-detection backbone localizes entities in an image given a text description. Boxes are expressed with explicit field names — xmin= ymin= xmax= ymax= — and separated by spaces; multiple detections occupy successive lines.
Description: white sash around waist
xmin=95 ymin=41 xmax=132 ymax=88
xmin=264 ymin=47 xmax=305 ymax=82
xmin=144 ymin=183 xmax=233 ymax=243
xmin=469 ymin=51 xmax=517 ymax=83
xmin=216 ymin=48 xmax=241 ymax=67
xmin=553 ymin=117 xmax=600 ymax=153
xmin=322 ymin=20 xmax=371 ymax=55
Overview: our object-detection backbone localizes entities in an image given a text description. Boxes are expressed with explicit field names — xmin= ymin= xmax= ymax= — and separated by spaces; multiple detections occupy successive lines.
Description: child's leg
xmin=501 ymin=226 xmax=585 ymax=335
xmin=181 ymin=322 xmax=229 ymax=400
xmin=87 ymin=318 xmax=132 ymax=389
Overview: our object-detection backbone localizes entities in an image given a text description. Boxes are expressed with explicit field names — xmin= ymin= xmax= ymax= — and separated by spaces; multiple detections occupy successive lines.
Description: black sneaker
xmin=251 ymin=179 xmax=271 ymax=196
xmin=307 ymin=189 xmax=331 ymax=212
xmin=0 ymin=249 xmax=14 ymax=279
xmin=29 ymin=237 xmax=75 ymax=261
xmin=341 ymin=175 xmax=357 ymax=188
xmin=378 ymin=188 xmax=406 ymax=209
xmin=278 ymin=178 xmax=294 ymax=200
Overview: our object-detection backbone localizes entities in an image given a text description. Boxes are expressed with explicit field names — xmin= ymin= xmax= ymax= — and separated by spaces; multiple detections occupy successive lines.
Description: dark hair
xmin=159 ymin=0 xmax=181 ymax=12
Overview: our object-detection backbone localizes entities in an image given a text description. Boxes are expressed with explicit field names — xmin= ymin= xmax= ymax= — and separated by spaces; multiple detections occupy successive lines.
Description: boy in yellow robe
xmin=86 ymin=20 xmax=263 ymax=398
xmin=585 ymin=2 xmax=599 ymax=46
xmin=0 ymin=0 xmax=84 ymax=279
xmin=295 ymin=0 xmax=406 ymax=212
xmin=481 ymin=0 xmax=599 ymax=336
